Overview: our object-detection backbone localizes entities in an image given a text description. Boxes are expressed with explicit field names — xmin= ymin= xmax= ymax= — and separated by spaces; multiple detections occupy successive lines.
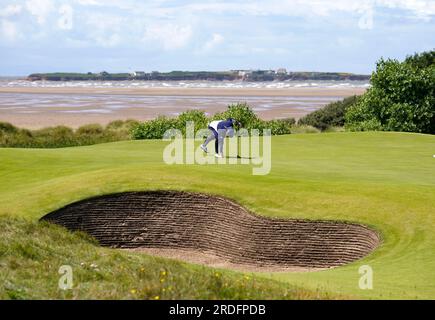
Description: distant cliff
xmin=27 ymin=70 xmax=370 ymax=81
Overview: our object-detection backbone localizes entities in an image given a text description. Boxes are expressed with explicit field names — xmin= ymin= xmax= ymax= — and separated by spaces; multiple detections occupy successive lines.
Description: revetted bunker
xmin=41 ymin=191 xmax=380 ymax=269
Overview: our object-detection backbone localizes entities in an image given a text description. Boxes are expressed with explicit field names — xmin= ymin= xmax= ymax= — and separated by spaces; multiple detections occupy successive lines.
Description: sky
xmin=0 ymin=0 xmax=434 ymax=76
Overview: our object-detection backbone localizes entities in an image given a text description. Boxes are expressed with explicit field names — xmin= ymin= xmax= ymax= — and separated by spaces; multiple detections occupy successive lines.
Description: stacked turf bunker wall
xmin=41 ymin=191 xmax=380 ymax=268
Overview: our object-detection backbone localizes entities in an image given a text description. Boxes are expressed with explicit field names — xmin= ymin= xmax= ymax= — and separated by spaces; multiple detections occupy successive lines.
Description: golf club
xmin=236 ymin=121 xmax=243 ymax=159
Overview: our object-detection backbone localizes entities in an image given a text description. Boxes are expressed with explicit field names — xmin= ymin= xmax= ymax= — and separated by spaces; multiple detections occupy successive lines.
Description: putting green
xmin=1 ymin=131 xmax=434 ymax=299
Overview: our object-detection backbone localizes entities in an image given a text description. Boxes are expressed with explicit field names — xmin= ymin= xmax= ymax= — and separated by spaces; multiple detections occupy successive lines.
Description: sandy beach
xmin=0 ymin=86 xmax=366 ymax=129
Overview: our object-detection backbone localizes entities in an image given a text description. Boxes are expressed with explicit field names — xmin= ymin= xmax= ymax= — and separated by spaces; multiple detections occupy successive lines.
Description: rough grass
xmin=0 ymin=132 xmax=434 ymax=299
xmin=0 ymin=216 xmax=336 ymax=300
xmin=0 ymin=120 xmax=138 ymax=148
xmin=290 ymin=125 xmax=321 ymax=134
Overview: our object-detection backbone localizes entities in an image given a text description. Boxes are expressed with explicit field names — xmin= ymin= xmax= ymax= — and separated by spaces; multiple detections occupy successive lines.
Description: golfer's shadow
xmin=226 ymin=155 xmax=255 ymax=160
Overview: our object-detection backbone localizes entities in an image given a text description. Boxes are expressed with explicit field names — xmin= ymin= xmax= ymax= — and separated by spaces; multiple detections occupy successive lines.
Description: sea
xmin=0 ymin=79 xmax=370 ymax=89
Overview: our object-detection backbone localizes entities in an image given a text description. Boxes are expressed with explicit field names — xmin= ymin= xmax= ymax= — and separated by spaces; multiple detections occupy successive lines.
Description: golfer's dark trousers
xmin=208 ymin=126 xmax=219 ymax=154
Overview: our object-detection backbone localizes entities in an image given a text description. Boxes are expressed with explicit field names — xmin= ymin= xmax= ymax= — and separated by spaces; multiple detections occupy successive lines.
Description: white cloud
xmin=85 ymin=12 xmax=123 ymax=31
xmin=0 ymin=4 xmax=22 ymax=17
xmin=1 ymin=0 xmax=433 ymax=51
xmin=143 ymin=23 xmax=192 ymax=50
xmin=74 ymin=0 xmax=139 ymax=10
xmin=84 ymin=12 xmax=124 ymax=47
xmin=175 ymin=0 xmax=435 ymax=19
xmin=75 ymin=0 xmax=101 ymax=5
xmin=378 ymin=0 xmax=435 ymax=17
xmin=25 ymin=0 xmax=54 ymax=24
xmin=0 ymin=20 xmax=20 ymax=41
xmin=95 ymin=33 xmax=121 ymax=47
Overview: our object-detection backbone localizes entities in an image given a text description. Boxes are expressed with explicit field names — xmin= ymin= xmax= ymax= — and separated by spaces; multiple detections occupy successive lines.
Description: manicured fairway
xmin=1 ymin=131 xmax=434 ymax=299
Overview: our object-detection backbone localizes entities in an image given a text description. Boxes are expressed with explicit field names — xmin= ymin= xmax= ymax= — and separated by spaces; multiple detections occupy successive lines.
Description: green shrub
xmin=212 ymin=102 xmax=261 ymax=130
xmin=405 ymin=50 xmax=435 ymax=69
xmin=131 ymin=116 xmax=179 ymax=139
xmin=264 ymin=118 xmax=295 ymax=135
xmin=130 ymin=103 xmax=284 ymax=140
xmin=345 ymin=50 xmax=435 ymax=134
xmin=0 ymin=122 xmax=19 ymax=134
xmin=209 ymin=102 xmax=289 ymax=136
xmin=177 ymin=110 xmax=208 ymax=135
xmin=298 ymin=96 xmax=359 ymax=131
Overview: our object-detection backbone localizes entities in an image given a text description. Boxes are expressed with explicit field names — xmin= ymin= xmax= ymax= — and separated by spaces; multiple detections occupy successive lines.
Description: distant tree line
xmin=27 ymin=70 xmax=370 ymax=82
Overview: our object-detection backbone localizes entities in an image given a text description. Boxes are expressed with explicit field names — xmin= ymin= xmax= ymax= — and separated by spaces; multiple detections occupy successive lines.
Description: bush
xmin=177 ymin=110 xmax=208 ymax=135
xmin=264 ymin=118 xmax=295 ymax=135
xmin=211 ymin=102 xmax=262 ymax=130
xmin=131 ymin=116 xmax=179 ymax=139
xmin=405 ymin=50 xmax=435 ymax=69
xmin=0 ymin=122 xmax=19 ymax=134
xmin=0 ymin=105 xmax=301 ymax=148
xmin=345 ymin=50 xmax=435 ymax=134
xmin=130 ymin=104 xmax=295 ymax=139
xmin=298 ymin=96 xmax=359 ymax=131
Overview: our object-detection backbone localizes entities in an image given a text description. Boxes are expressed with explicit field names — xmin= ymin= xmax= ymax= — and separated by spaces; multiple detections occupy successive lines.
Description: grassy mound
xmin=0 ymin=216 xmax=335 ymax=299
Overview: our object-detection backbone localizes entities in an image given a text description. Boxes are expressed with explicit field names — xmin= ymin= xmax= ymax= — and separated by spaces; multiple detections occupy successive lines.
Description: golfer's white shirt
xmin=209 ymin=120 xmax=234 ymax=137
xmin=209 ymin=120 xmax=221 ymax=131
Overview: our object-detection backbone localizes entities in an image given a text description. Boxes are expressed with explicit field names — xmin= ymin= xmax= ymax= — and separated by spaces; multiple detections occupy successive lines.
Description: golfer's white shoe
xmin=215 ymin=153 xmax=223 ymax=158
xmin=200 ymin=144 xmax=208 ymax=153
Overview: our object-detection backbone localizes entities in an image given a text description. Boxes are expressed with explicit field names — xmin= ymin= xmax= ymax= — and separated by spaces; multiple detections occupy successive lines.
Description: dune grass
xmin=0 ymin=131 xmax=434 ymax=299
xmin=0 ymin=216 xmax=333 ymax=300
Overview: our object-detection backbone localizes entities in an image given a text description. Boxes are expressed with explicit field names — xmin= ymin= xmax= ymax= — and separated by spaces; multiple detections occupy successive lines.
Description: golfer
xmin=200 ymin=118 xmax=239 ymax=158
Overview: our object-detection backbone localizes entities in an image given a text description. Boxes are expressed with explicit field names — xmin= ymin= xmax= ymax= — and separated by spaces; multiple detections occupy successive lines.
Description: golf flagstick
xmin=236 ymin=121 xmax=243 ymax=159
xmin=237 ymin=133 xmax=241 ymax=159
